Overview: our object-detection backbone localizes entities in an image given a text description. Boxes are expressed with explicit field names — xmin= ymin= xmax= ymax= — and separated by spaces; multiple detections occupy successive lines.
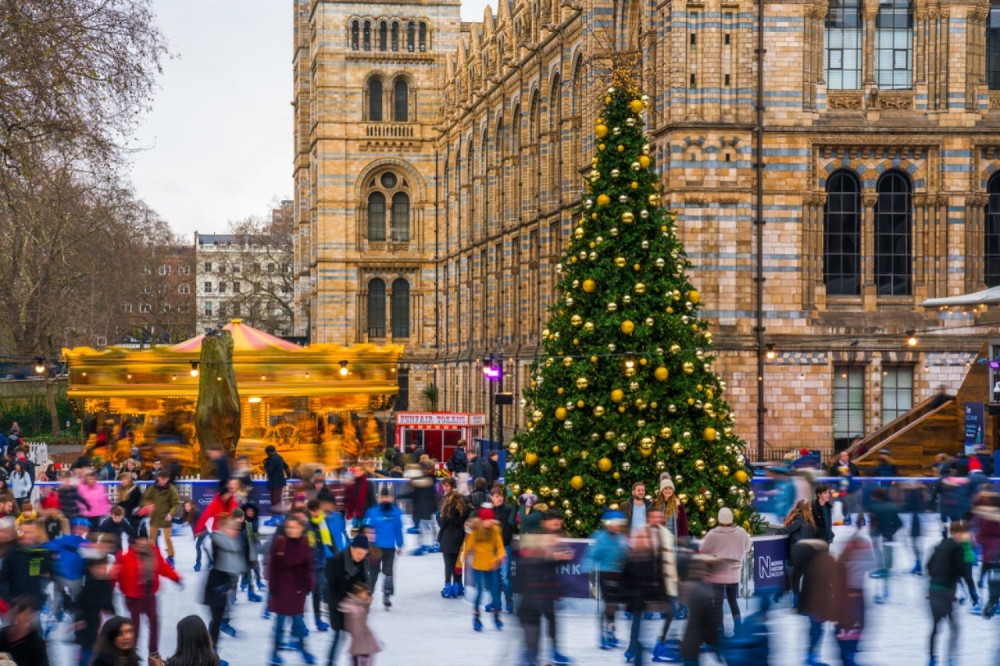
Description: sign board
xmin=187 ymin=480 xmax=274 ymax=516
xmin=752 ymin=535 xmax=788 ymax=591
xmin=396 ymin=412 xmax=486 ymax=427
xmin=965 ymin=401 xmax=986 ymax=454
xmin=503 ymin=539 xmax=592 ymax=599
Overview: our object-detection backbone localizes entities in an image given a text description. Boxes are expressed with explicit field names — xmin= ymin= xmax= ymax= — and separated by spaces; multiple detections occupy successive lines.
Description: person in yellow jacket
xmin=462 ymin=505 xmax=506 ymax=632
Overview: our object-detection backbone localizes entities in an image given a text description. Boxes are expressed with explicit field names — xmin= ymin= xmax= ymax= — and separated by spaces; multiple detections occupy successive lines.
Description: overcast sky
xmin=131 ymin=0 xmax=491 ymax=240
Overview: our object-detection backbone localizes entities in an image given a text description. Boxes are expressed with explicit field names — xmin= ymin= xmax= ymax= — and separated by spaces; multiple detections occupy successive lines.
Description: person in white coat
xmin=698 ymin=507 xmax=751 ymax=636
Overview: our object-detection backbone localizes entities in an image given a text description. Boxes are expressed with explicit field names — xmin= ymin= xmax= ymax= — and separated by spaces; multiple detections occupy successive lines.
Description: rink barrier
xmin=32 ymin=477 xmax=413 ymax=517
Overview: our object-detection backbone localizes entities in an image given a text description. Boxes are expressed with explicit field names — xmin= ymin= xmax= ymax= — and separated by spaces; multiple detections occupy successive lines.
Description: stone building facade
xmin=295 ymin=0 xmax=1000 ymax=456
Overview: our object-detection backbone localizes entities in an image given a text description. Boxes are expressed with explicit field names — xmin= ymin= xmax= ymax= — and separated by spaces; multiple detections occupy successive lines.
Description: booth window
xmin=882 ymin=366 xmax=913 ymax=422
xmin=833 ymin=365 xmax=864 ymax=450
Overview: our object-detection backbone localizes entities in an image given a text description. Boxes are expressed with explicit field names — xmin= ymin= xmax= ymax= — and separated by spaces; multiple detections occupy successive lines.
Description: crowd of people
xmin=1 ymin=420 xmax=1000 ymax=665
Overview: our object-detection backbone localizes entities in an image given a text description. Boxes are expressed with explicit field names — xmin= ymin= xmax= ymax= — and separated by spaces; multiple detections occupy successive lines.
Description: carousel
xmin=62 ymin=320 xmax=403 ymax=474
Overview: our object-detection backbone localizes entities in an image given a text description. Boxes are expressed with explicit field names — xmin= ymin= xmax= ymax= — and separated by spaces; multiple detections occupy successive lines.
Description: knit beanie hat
xmin=478 ymin=506 xmax=495 ymax=521
xmin=659 ymin=473 xmax=675 ymax=492
xmin=351 ymin=533 xmax=370 ymax=549
xmin=718 ymin=507 xmax=734 ymax=526
xmin=231 ymin=508 xmax=245 ymax=520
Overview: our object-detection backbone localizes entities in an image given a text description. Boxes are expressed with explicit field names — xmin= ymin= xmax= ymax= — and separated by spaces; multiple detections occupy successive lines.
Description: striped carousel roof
xmin=168 ymin=319 xmax=301 ymax=353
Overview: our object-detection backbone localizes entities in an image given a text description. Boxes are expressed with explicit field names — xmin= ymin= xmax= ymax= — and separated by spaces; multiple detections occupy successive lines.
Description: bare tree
xmin=217 ymin=201 xmax=295 ymax=335
xmin=0 ymin=0 xmax=168 ymax=174
xmin=0 ymin=149 xmax=151 ymax=357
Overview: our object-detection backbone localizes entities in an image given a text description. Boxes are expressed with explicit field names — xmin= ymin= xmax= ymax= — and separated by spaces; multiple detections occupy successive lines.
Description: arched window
xmin=875 ymin=0 xmax=913 ymax=89
xmin=351 ymin=21 xmax=359 ymax=50
xmin=367 ymin=192 xmax=386 ymax=241
xmin=363 ymin=20 xmax=371 ymax=51
xmin=823 ymin=170 xmax=862 ymax=295
xmin=989 ymin=3 xmax=1000 ymax=89
xmin=391 ymin=192 xmax=410 ymax=242
xmin=368 ymin=78 xmax=383 ymax=121
xmin=419 ymin=22 xmax=427 ymax=51
xmin=379 ymin=22 xmax=387 ymax=51
xmin=825 ymin=0 xmax=862 ymax=89
xmin=391 ymin=22 xmax=399 ymax=51
xmin=875 ymin=171 xmax=912 ymax=295
xmin=367 ymin=279 xmax=386 ymax=338
xmin=391 ymin=278 xmax=410 ymax=338
xmin=407 ymin=22 xmax=415 ymax=51
xmin=986 ymin=173 xmax=1000 ymax=286
xmin=393 ymin=79 xmax=409 ymax=121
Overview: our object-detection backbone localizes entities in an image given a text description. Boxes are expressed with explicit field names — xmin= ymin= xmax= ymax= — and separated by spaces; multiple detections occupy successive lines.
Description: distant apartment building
xmin=195 ymin=202 xmax=295 ymax=336
xmin=117 ymin=245 xmax=196 ymax=347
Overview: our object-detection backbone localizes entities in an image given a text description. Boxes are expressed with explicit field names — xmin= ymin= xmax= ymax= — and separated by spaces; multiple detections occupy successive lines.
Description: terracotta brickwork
xmin=295 ymin=0 xmax=1000 ymax=454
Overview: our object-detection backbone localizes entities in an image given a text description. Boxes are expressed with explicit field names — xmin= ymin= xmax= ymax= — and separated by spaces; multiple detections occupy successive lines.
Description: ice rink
xmin=43 ymin=518 xmax=1000 ymax=665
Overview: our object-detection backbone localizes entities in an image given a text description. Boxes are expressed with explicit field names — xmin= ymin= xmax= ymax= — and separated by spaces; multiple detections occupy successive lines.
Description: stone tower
xmin=293 ymin=0 xmax=461 ymax=389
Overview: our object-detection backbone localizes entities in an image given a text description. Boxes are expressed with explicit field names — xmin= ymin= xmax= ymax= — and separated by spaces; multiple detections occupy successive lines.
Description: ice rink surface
xmin=43 ymin=517 xmax=1000 ymax=665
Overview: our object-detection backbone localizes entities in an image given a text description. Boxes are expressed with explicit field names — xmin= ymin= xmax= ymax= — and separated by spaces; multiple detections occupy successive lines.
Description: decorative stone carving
xmin=874 ymin=91 xmax=914 ymax=110
xmin=990 ymin=92 xmax=1000 ymax=110
xmin=827 ymin=92 xmax=863 ymax=110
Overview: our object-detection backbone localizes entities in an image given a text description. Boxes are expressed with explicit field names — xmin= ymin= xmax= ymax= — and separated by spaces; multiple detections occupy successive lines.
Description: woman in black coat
xmin=437 ymin=478 xmax=468 ymax=598
xmin=776 ymin=500 xmax=820 ymax=599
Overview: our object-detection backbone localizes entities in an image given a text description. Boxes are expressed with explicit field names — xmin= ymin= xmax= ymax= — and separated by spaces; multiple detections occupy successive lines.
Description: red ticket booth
xmin=394 ymin=412 xmax=486 ymax=464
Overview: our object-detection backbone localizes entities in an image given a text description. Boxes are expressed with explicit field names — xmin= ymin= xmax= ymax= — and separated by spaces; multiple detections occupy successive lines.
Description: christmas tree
xmin=506 ymin=78 xmax=758 ymax=537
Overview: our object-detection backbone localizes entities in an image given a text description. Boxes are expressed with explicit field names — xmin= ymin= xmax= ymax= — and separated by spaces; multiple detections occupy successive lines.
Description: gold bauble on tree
xmin=596 ymin=123 xmax=609 ymax=138
xmin=689 ymin=289 xmax=701 ymax=304
xmin=576 ymin=377 xmax=589 ymax=390
xmin=703 ymin=427 xmax=717 ymax=441
xmin=555 ymin=407 xmax=568 ymax=420
xmin=628 ymin=99 xmax=644 ymax=114
xmin=659 ymin=426 xmax=672 ymax=439
xmin=594 ymin=494 xmax=607 ymax=506
xmin=571 ymin=476 xmax=584 ymax=490
xmin=583 ymin=279 xmax=596 ymax=293
xmin=683 ymin=361 xmax=695 ymax=374
xmin=622 ymin=211 xmax=634 ymax=224
xmin=638 ymin=155 xmax=651 ymax=169
xmin=593 ymin=405 xmax=605 ymax=416
xmin=597 ymin=194 xmax=611 ymax=206
xmin=611 ymin=388 xmax=625 ymax=403
xmin=634 ymin=283 xmax=646 ymax=295
xmin=734 ymin=470 xmax=749 ymax=484
xmin=570 ymin=314 xmax=583 ymax=327
xmin=525 ymin=452 xmax=539 ymax=466
xmin=672 ymin=442 xmax=685 ymax=454
xmin=598 ymin=457 xmax=613 ymax=472
xmin=695 ymin=459 xmax=706 ymax=472
xmin=621 ymin=320 xmax=635 ymax=335
xmin=654 ymin=367 xmax=669 ymax=381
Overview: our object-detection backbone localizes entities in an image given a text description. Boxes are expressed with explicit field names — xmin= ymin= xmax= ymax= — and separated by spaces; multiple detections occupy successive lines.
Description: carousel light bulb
xmin=339 ymin=360 xmax=349 ymax=376
xmin=189 ymin=361 xmax=199 ymax=378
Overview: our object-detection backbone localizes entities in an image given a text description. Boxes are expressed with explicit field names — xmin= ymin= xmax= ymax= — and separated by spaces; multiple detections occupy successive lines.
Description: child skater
xmin=340 ymin=582 xmax=381 ymax=665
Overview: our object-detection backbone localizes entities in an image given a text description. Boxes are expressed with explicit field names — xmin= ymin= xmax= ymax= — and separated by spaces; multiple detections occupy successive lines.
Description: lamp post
xmin=482 ymin=353 xmax=503 ymax=451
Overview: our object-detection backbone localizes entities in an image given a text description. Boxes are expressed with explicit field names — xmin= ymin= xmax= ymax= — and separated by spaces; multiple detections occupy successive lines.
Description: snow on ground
xmin=45 ymin=517 xmax=1000 ymax=665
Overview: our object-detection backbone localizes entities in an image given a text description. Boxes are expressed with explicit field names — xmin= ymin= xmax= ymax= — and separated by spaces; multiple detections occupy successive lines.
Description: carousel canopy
xmin=63 ymin=320 xmax=403 ymax=401
xmin=169 ymin=320 xmax=302 ymax=353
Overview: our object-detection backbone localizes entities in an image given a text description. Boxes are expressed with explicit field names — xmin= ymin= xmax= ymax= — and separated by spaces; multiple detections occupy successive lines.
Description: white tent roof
xmin=921 ymin=285 xmax=1000 ymax=308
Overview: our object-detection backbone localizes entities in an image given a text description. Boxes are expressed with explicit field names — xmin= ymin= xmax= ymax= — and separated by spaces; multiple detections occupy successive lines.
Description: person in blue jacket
xmin=319 ymin=496 xmax=350 ymax=553
xmin=362 ymin=486 xmax=404 ymax=609
xmin=45 ymin=517 xmax=94 ymax=615
xmin=582 ymin=510 xmax=629 ymax=650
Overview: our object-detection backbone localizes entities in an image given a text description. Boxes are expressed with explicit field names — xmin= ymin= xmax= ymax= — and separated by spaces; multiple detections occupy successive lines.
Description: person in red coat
xmin=194 ymin=479 xmax=240 ymax=535
xmin=267 ymin=515 xmax=316 ymax=665
xmin=114 ymin=523 xmax=182 ymax=656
